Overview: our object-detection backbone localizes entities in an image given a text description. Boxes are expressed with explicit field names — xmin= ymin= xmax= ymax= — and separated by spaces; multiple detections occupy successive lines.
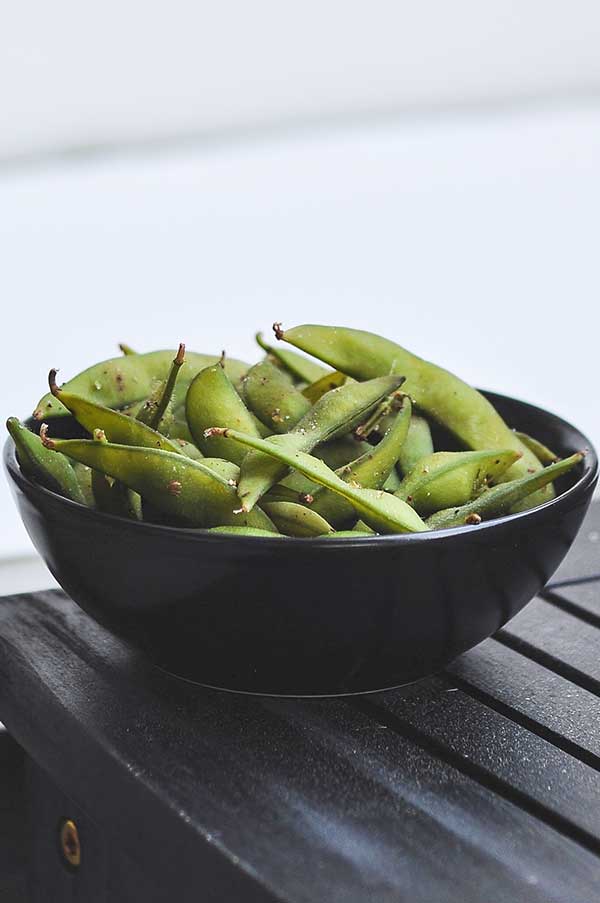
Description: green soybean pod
xmin=136 ymin=343 xmax=186 ymax=432
xmin=514 ymin=431 xmax=560 ymax=465
xmin=262 ymin=483 xmax=305 ymax=504
xmin=71 ymin=462 xmax=95 ymax=507
xmin=314 ymin=434 xmax=367 ymax=470
xmin=395 ymin=448 xmax=521 ymax=516
xmin=427 ymin=453 xmax=583 ymax=530
xmin=238 ymin=376 xmax=403 ymax=510
xmin=6 ymin=417 xmax=87 ymax=504
xmin=242 ymin=359 xmax=311 ymax=433
xmin=353 ymin=520 xmax=376 ymax=534
xmin=186 ymin=359 xmax=263 ymax=466
xmin=310 ymin=395 xmax=412 ymax=526
xmin=40 ymin=428 xmax=277 ymax=532
xmin=207 ymin=427 xmax=427 ymax=534
xmin=172 ymin=439 xmax=204 ymax=460
xmin=89 ymin=429 xmax=141 ymax=519
xmin=235 ymin=374 xmax=405 ymax=511
xmin=322 ymin=530 xmax=375 ymax=538
xmin=275 ymin=324 xmax=546 ymax=507
xmin=199 ymin=457 xmax=240 ymax=484
xmin=208 ymin=526 xmax=283 ymax=537
xmin=90 ymin=428 xmax=120 ymax=511
xmin=353 ymin=389 xmax=404 ymax=441
xmin=256 ymin=331 xmax=328 ymax=384
xmin=47 ymin=370 xmax=185 ymax=456
xmin=383 ymin=469 xmax=402 ymax=492
xmin=261 ymin=502 xmax=334 ymax=537
xmin=397 ymin=415 xmax=434 ymax=475
xmin=302 ymin=370 xmax=347 ymax=404
xmin=166 ymin=411 xmax=195 ymax=443
xmin=34 ymin=350 xmax=249 ymax=420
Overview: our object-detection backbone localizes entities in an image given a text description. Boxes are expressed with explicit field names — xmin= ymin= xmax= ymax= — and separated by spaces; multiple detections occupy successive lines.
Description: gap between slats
xmin=540 ymin=588 xmax=600 ymax=630
xmin=495 ymin=632 xmax=600 ymax=698
xmin=352 ymin=696 xmax=600 ymax=859
xmin=444 ymin=671 xmax=600 ymax=773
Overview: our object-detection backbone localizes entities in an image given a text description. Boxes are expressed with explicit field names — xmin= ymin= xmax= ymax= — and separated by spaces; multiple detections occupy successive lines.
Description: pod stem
xmin=148 ymin=343 xmax=185 ymax=431
xmin=354 ymin=388 xmax=406 ymax=439
xmin=39 ymin=423 xmax=56 ymax=449
xmin=272 ymin=322 xmax=284 ymax=341
xmin=48 ymin=369 xmax=60 ymax=398
xmin=118 ymin=343 xmax=137 ymax=356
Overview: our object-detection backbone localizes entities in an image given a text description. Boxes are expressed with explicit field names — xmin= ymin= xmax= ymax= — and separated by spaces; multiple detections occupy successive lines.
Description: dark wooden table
xmin=1 ymin=505 xmax=600 ymax=902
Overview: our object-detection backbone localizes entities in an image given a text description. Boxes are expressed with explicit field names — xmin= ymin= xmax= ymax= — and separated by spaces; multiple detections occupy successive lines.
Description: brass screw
xmin=59 ymin=818 xmax=81 ymax=869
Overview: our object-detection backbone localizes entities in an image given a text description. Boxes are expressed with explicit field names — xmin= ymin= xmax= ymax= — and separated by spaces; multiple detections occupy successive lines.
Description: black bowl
xmin=4 ymin=391 xmax=597 ymax=696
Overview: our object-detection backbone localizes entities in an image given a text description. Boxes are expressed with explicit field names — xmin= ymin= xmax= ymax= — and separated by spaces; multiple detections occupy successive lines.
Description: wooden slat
xmin=499 ymin=597 xmax=600 ymax=694
xmin=367 ymin=674 xmax=600 ymax=849
xmin=448 ymin=638 xmax=600 ymax=767
xmin=1 ymin=591 xmax=600 ymax=903
xmin=544 ymin=579 xmax=600 ymax=624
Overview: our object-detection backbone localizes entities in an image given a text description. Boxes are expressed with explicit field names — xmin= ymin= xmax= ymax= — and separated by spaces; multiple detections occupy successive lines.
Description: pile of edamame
xmin=7 ymin=324 xmax=582 ymax=537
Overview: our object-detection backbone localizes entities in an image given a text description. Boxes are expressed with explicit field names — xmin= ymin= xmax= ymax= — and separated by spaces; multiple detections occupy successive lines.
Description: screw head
xmin=59 ymin=818 xmax=81 ymax=869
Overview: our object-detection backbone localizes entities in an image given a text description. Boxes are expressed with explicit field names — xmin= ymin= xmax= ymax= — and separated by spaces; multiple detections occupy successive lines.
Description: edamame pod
xmin=261 ymin=502 xmax=334 ymax=537
xmin=353 ymin=520 xmax=375 ymax=534
xmin=7 ymin=417 xmax=86 ymax=504
xmin=199 ymin=457 xmax=240 ymax=483
xmin=34 ymin=350 xmax=249 ymax=420
xmin=256 ymin=331 xmax=327 ymax=384
xmin=313 ymin=434 xmax=367 ymax=469
xmin=310 ymin=396 xmax=412 ymax=526
xmin=514 ymin=431 xmax=559 ymax=465
xmin=354 ymin=391 xmax=403 ymax=440
xmin=167 ymin=412 xmax=195 ymax=443
xmin=172 ymin=439 xmax=204 ymax=460
xmin=136 ymin=343 xmax=185 ymax=432
xmin=323 ymin=531 xmax=375 ymax=538
xmin=302 ymin=370 xmax=347 ymax=404
xmin=90 ymin=429 xmax=141 ymax=519
xmin=71 ymin=462 xmax=95 ymax=507
xmin=427 ymin=454 xmax=583 ymax=530
xmin=207 ymin=428 xmax=427 ymax=534
xmin=383 ymin=469 xmax=402 ymax=492
xmin=47 ymin=370 xmax=185 ymax=456
xmin=186 ymin=359 xmax=263 ymax=466
xmin=40 ymin=428 xmax=277 ymax=531
xmin=236 ymin=374 xmax=406 ymax=511
xmin=395 ymin=448 xmax=521 ymax=516
xmin=397 ymin=415 xmax=434 ymax=475
xmin=208 ymin=526 xmax=283 ymax=537
xmin=275 ymin=324 xmax=547 ymax=506
xmin=242 ymin=360 xmax=311 ymax=433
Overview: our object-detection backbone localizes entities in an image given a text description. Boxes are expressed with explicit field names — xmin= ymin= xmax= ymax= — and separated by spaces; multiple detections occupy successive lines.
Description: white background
xmin=2 ymin=3 xmax=600 ymax=561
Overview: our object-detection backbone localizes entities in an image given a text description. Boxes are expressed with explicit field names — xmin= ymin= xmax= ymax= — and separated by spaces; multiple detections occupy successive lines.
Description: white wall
xmin=2 ymin=103 xmax=599 ymax=556
xmin=2 ymin=4 xmax=600 ymax=560
xmin=2 ymin=1 xmax=600 ymax=159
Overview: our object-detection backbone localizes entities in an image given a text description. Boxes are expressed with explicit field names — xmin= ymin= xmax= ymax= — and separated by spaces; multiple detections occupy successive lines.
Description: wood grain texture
xmin=1 ymin=590 xmax=600 ymax=902
xmin=545 ymin=579 xmax=600 ymax=624
xmin=499 ymin=597 xmax=600 ymax=694
xmin=369 ymin=675 xmax=600 ymax=849
xmin=448 ymin=637 xmax=600 ymax=767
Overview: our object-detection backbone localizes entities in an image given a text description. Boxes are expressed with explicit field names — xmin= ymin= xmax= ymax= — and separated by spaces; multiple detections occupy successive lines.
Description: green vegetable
xmin=207 ymin=427 xmax=427 ymax=534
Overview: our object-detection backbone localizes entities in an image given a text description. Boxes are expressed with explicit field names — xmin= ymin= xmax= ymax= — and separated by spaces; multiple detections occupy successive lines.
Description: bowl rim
xmin=5 ymin=389 xmax=598 ymax=549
